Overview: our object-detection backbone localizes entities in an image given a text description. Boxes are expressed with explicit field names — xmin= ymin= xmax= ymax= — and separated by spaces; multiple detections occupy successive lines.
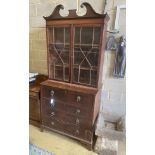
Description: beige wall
xmin=29 ymin=0 xmax=106 ymax=74
xmin=29 ymin=0 xmax=126 ymax=121
xmin=101 ymin=0 xmax=126 ymax=121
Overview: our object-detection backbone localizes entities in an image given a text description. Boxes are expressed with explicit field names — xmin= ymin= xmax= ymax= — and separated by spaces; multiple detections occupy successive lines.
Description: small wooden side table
xmin=29 ymin=74 xmax=48 ymax=127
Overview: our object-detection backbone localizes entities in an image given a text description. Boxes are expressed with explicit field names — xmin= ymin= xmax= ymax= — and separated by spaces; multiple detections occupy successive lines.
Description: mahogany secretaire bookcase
xmin=40 ymin=2 xmax=109 ymax=150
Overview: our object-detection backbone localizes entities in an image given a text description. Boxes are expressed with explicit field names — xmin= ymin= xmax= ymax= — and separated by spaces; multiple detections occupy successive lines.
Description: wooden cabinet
xmin=47 ymin=25 xmax=101 ymax=87
xmin=29 ymin=75 xmax=48 ymax=127
xmin=40 ymin=2 xmax=109 ymax=150
xmin=29 ymin=96 xmax=40 ymax=122
xmin=41 ymin=80 xmax=100 ymax=147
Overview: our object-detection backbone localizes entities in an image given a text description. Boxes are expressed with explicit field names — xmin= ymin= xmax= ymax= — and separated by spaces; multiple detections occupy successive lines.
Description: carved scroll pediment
xmin=43 ymin=2 xmax=109 ymax=20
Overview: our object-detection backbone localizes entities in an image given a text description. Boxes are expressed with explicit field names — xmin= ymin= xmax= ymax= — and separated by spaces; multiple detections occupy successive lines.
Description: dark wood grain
xmin=43 ymin=2 xmax=109 ymax=21
xmin=29 ymin=96 xmax=40 ymax=121
xmin=41 ymin=80 xmax=99 ymax=94
xmin=46 ymin=18 xmax=106 ymax=26
xmin=29 ymin=75 xmax=48 ymax=127
xmin=41 ymin=3 xmax=109 ymax=150
xmin=42 ymin=97 xmax=92 ymax=118
xmin=97 ymin=22 xmax=108 ymax=88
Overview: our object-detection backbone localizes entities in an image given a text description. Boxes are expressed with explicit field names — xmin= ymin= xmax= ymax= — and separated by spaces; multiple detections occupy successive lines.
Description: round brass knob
xmin=75 ymin=129 xmax=79 ymax=135
xmin=51 ymin=121 xmax=55 ymax=125
xmin=76 ymin=109 xmax=80 ymax=114
xmin=50 ymin=98 xmax=55 ymax=107
xmin=76 ymin=118 xmax=80 ymax=124
xmin=50 ymin=90 xmax=54 ymax=96
xmin=77 ymin=96 xmax=81 ymax=102
xmin=50 ymin=112 xmax=55 ymax=117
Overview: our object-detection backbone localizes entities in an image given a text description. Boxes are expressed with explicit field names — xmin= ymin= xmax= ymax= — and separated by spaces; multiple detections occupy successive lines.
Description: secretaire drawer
xmin=41 ymin=86 xmax=67 ymax=102
xmin=41 ymin=86 xmax=94 ymax=109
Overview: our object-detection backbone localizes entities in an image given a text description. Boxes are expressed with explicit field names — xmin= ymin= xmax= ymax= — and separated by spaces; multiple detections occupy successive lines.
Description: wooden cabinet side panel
xmin=92 ymin=89 xmax=101 ymax=124
xmin=97 ymin=23 xmax=108 ymax=88
xmin=29 ymin=96 xmax=40 ymax=121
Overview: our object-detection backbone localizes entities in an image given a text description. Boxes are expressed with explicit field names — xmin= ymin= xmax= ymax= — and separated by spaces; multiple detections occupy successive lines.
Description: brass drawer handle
xmin=77 ymin=96 xmax=81 ymax=102
xmin=76 ymin=118 xmax=80 ymax=125
xmin=50 ymin=90 xmax=54 ymax=96
xmin=76 ymin=109 xmax=80 ymax=114
xmin=75 ymin=129 xmax=79 ymax=135
xmin=50 ymin=112 xmax=55 ymax=117
xmin=85 ymin=130 xmax=92 ymax=139
xmin=50 ymin=98 xmax=55 ymax=107
xmin=51 ymin=121 xmax=55 ymax=125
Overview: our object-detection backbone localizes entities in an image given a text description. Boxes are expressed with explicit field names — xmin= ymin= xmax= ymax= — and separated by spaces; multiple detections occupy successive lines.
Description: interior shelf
xmin=47 ymin=25 xmax=102 ymax=87
xmin=50 ymin=64 xmax=97 ymax=71
xmin=74 ymin=81 xmax=96 ymax=87
xmin=49 ymin=43 xmax=99 ymax=47
xmin=73 ymin=64 xmax=97 ymax=71
xmin=53 ymin=64 xmax=69 ymax=67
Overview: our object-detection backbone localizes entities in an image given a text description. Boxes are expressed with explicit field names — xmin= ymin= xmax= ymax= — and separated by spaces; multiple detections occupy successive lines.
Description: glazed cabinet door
xmin=47 ymin=25 xmax=71 ymax=82
xmin=72 ymin=25 xmax=103 ymax=87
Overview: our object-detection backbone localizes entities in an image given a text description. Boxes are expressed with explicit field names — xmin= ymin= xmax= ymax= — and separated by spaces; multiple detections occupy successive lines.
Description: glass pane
xmin=49 ymin=65 xmax=69 ymax=82
xmin=73 ymin=68 xmax=97 ymax=87
xmin=91 ymin=70 xmax=97 ymax=86
xmin=48 ymin=27 xmax=70 ymax=81
xmin=55 ymin=66 xmax=63 ymax=80
xmin=73 ymin=26 xmax=101 ymax=87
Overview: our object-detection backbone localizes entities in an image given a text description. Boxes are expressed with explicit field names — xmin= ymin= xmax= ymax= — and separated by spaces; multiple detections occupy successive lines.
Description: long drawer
xmin=41 ymin=86 xmax=67 ymax=102
xmin=42 ymin=118 xmax=93 ymax=142
xmin=42 ymin=108 xmax=92 ymax=127
xmin=41 ymin=98 xmax=92 ymax=119
xmin=41 ymin=86 xmax=94 ymax=109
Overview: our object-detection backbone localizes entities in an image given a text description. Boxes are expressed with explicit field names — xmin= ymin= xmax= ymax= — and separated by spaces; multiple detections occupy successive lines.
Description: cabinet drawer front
xmin=42 ymin=118 xmax=64 ymax=132
xmin=67 ymin=91 xmax=93 ymax=108
xmin=41 ymin=108 xmax=65 ymax=123
xmin=41 ymin=98 xmax=92 ymax=120
xmin=42 ymin=118 xmax=92 ymax=142
xmin=42 ymin=107 xmax=91 ymax=128
xmin=29 ymin=97 xmax=40 ymax=121
xmin=64 ymin=104 xmax=91 ymax=118
xmin=41 ymin=86 xmax=94 ymax=108
xmin=64 ymin=123 xmax=93 ymax=142
xmin=42 ymin=86 xmax=67 ymax=102
xmin=41 ymin=98 xmax=64 ymax=113
xmin=63 ymin=113 xmax=92 ymax=127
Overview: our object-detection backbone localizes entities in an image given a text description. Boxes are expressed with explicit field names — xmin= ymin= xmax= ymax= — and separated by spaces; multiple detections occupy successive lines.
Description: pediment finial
xmin=44 ymin=2 xmax=109 ymax=21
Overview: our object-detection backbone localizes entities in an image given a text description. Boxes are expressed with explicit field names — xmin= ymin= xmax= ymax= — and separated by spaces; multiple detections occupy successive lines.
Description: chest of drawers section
xmin=40 ymin=83 xmax=98 ymax=144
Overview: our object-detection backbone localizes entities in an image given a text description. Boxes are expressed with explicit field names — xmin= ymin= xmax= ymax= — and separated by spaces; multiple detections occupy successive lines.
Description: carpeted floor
xmin=29 ymin=125 xmax=125 ymax=155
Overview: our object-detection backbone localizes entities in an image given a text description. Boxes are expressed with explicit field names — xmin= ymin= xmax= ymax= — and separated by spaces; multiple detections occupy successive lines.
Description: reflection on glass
xmin=50 ymin=98 xmax=55 ymax=107
xmin=48 ymin=27 xmax=70 ymax=82
xmin=73 ymin=26 xmax=101 ymax=87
